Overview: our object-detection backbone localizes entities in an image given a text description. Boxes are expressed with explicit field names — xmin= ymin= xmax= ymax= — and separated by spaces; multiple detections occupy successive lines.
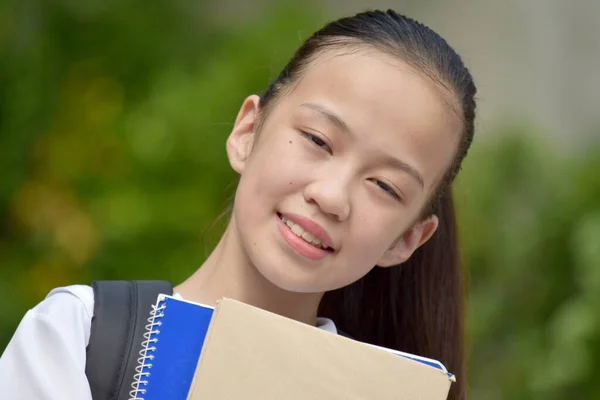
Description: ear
xmin=226 ymin=95 xmax=261 ymax=174
xmin=377 ymin=215 xmax=439 ymax=267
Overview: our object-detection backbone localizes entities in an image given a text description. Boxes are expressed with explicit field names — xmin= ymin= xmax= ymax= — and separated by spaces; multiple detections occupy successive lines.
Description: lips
xmin=277 ymin=212 xmax=334 ymax=250
xmin=276 ymin=212 xmax=335 ymax=261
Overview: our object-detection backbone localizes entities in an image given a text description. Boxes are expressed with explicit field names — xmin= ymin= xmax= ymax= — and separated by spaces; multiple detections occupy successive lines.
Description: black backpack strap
xmin=85 ymin=280 xmax=173 ymax=400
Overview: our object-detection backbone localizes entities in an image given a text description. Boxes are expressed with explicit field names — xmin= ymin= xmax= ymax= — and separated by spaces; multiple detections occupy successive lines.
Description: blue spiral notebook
xmin=129 ymin=294 xmax=452 ymax=400
xmin=128 ymin=295 xmax=214 ymax=400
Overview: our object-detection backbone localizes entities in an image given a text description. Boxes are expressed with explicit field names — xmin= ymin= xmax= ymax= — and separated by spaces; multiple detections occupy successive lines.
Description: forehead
xmin=278 ymin=49 xmax=462 ymax=190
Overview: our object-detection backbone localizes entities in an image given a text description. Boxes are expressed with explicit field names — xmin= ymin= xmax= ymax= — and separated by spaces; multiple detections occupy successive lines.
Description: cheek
xmin=240 ymin=138 xmax=311 ymax=201
xmin=346 ymin=211 xmax=400 ymax=265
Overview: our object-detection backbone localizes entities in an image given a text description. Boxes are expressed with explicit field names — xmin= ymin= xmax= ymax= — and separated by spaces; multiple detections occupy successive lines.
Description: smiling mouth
xmin=277 ymin=213 xmax=334 ymax=252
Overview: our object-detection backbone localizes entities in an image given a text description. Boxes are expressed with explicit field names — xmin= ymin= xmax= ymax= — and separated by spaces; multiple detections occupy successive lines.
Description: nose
xmin=303 ymin=174 xmax=351 ymax=222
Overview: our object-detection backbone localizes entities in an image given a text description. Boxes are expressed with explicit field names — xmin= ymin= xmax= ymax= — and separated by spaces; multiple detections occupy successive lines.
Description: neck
xmin=174 ymin=218 xmax=324 ymax=326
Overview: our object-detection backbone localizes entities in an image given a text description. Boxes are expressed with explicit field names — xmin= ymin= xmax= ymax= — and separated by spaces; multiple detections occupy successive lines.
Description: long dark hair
xmin=258 ymin=10 xmax=476 ymax=400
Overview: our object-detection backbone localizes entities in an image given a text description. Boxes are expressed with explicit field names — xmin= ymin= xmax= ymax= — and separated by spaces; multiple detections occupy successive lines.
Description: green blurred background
xmin=1 ymin=1 xmax=599 ymax=399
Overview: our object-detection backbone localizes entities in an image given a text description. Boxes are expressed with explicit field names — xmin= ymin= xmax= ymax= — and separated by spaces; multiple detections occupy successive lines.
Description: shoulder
xmin=30 ymin=284 xmax=95 ymax=345
xmin=0 ymin=285 xmax=96 ymax=399
xmin=38 ymin=284 xmax=95 ymax=314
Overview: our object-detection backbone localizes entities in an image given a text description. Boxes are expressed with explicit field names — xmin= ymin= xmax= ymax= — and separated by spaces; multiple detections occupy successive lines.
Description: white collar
xmin=316 ymin=317 xmax=338 ymax=334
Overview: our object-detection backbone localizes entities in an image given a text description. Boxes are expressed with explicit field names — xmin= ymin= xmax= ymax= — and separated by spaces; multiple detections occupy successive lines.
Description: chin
xmin=257 ymin=257 xmax=364 ymax=296
xmin=253 ymin=258 xmax=330 ymax=294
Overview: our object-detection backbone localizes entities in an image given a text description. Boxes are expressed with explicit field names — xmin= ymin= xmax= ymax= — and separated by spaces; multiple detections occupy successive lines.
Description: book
xmin=128 ymin=295 xmax=214 ymax=400
xmin=130 ymin=294 xmax=454 ymax=400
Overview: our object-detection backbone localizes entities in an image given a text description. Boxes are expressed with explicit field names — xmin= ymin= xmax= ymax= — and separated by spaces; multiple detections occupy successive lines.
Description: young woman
xmin=0 ymin=9 xmax=477 ymax=400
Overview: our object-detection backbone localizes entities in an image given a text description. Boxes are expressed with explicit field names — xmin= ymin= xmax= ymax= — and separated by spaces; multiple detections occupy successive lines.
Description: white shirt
xmin=0 ymin=285 xmax=337 ymax=400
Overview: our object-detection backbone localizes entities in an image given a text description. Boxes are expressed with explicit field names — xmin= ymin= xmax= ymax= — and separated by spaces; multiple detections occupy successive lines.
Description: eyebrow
xmin=299 ymin=102 xmax=425 ymax=189
xmin=381 ymin=155 xmax=425 ymax=189
xmin=300 ymin=102 xmax=353 ymax=137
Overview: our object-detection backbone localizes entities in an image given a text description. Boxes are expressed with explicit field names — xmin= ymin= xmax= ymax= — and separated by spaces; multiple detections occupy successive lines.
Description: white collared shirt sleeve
xmin=0 ymin=286 xmax=94 ymax=400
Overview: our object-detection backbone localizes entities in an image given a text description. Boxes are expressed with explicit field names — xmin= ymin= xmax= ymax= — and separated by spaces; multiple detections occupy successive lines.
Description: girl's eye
xmin=372 ymin=179 xmax=401 ymax=201
xmin=302 ymin=132 xmax=332 ymax=154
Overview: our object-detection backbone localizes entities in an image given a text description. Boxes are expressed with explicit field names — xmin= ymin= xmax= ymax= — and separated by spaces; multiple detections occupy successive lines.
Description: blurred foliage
xmin=455 ymin=129 xmax=600 ymax=399
xmin=1 ymin=1 xmax=599 ymax=399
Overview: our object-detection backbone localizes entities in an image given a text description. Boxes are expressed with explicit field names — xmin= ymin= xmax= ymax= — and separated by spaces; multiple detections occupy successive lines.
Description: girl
xmin=0 ymin=9 xmax=477 ymax=400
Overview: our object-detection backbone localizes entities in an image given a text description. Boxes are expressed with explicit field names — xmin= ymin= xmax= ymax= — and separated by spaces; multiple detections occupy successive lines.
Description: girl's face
xmin=226 ymin=49 xmax=462 ymax=294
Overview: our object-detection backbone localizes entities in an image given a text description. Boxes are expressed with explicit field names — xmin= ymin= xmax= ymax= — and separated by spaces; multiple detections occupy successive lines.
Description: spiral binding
xmin=128 ymin=298 xmax=167 ymax=400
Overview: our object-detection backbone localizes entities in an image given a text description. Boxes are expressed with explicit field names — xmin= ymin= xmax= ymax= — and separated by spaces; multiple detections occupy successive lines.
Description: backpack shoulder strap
xmin=85 ymin=280 xmax=173 ymax=400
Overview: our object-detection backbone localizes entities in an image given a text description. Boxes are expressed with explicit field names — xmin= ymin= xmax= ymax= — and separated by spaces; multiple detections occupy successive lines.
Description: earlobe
xmin=377 ymin=215 xmax=439 ymax=267
xmin=226 ymin=95 xmax=261 ymax=174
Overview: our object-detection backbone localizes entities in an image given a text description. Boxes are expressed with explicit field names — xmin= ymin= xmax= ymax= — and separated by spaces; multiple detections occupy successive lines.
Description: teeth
xmin=302 ymin=231 xmax=316 ymax=243
xmin=291 ymin=223 xmax=303 ymax=236
xmin=281 ymin=216 xmax=326 ymax=249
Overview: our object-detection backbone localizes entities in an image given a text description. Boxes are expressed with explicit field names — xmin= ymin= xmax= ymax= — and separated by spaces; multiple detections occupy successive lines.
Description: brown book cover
xmin=186 ymin=298 xmax=454 ymax=400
